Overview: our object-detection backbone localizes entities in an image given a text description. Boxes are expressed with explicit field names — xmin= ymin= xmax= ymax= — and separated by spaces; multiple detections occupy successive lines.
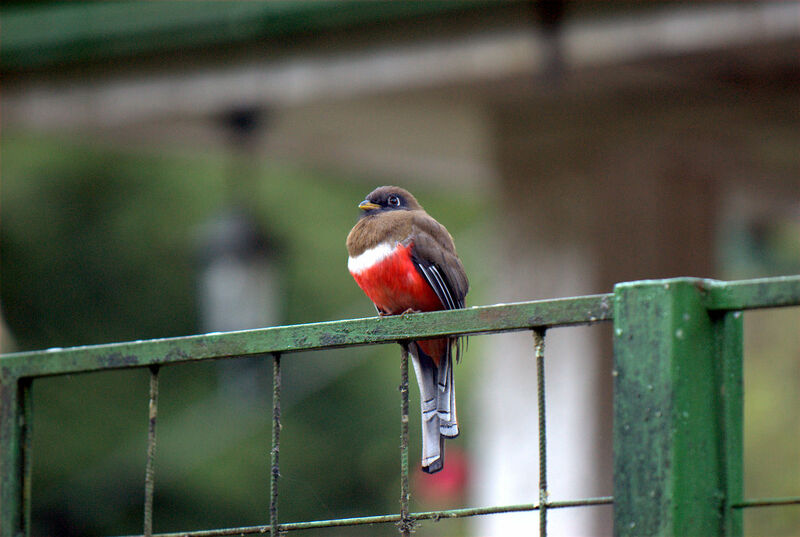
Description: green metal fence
xmin=1 ymin=276 xmax=799 ymax=536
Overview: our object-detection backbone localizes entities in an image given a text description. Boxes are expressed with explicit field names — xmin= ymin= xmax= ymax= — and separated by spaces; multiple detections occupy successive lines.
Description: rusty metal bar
xmin=398 ymin=345 xmax=412 ymax=537
xmin=116 ymin=496 xmax=615 ymax=536
xmin=143 ymin=365 xmax=160 ymax=537
xmin=533 ymin=328 xmax=548 ymax=537
xmin=270 ymin=353 xmax=281 ymax=537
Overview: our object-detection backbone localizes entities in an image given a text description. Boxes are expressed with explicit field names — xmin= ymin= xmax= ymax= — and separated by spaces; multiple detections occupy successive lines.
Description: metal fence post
xmin=613 ymin=278 xmax=743 ymax=536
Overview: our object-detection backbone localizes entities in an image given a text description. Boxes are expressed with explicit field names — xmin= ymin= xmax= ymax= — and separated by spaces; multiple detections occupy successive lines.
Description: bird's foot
xmin=401 ymin=308 xmax=422 ymax=316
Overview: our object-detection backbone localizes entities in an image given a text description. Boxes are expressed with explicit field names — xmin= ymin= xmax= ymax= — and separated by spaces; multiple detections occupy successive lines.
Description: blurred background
xmin=1 ymin=1 xmax=798 ymax=536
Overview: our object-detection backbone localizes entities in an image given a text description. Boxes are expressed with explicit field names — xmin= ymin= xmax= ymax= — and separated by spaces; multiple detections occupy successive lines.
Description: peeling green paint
xmin=0 ymin=294 xmax=614 ymax=379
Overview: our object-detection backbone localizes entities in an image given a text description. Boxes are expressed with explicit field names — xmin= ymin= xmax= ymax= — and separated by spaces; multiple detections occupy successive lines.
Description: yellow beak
xmin=358 ymin=200 xmax=381 ymax=211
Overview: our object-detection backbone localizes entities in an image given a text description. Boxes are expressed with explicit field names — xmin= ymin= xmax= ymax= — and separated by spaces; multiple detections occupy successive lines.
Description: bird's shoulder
xmin=406 ymin=211 xmax=457 ymax=255
xmin=406 ymin=214 xmax=469 ymax=303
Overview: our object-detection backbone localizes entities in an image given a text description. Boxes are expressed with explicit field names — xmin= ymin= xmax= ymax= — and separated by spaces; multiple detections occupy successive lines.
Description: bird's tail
xmin=409 ymin=338 xmax=458 ymax=474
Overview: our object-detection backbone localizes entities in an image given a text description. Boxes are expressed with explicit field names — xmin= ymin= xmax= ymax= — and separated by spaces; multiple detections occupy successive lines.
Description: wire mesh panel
xmin=1 ymin=276 xmax=799 ymax=536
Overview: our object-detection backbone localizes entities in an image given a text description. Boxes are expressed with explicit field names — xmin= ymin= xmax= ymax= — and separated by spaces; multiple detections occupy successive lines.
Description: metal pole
xmin=533 ymin=329 xmax=548 ymax=537
xmin=144 ymin=365 xmax=160 ymax=537
xmin=399 ymin=345 xmax=412 ymax=536
xmin=270 ymin=353 xmax=282 ymax=537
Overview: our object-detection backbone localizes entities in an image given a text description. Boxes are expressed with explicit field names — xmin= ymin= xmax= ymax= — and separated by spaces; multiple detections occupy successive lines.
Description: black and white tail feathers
xmin=409 ymin=252 xmax=465 ymax=473
xmin=407 ymin=341 xmax=458 ymax=474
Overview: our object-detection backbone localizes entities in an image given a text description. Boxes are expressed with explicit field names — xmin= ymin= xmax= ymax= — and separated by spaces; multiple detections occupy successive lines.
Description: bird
xmin=346 ymin=186 xmax=468 ymax=473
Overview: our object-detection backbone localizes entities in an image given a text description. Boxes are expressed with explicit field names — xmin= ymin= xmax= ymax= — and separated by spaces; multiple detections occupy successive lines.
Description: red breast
xmin=348 ymin=241 xmax=442 ymax=314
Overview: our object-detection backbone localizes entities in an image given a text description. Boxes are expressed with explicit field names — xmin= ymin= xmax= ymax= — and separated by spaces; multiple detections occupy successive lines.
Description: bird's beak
xmin=358 ymin=200 xmax=381 ymax=211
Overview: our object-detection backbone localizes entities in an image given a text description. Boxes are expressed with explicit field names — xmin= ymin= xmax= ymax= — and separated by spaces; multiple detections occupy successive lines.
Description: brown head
xmin=347 ymin=186 xmax=428 ymax=256
xmin=355 ymin=186 xmax=424 ymax=216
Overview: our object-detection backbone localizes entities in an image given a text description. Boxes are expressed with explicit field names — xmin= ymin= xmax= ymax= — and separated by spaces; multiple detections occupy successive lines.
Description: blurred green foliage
xmin=1 ymin=130 xmax=488 ymax=535
xmin=3 ymin=135 xmax=211 ymax=349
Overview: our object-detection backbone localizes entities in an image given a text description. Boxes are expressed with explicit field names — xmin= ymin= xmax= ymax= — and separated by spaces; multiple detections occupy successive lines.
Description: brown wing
xmin=407 ymin=213 xmax=469 ymax=310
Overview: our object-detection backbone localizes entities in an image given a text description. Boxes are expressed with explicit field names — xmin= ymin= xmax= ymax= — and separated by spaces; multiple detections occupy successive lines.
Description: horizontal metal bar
xmin=408 ymin=496 xmax=614 ymax=525
xmin=116 ymin=497 xmax=614 ymax=537
xmin=0 ymin=294 xmax=612 ymax=379
xmin=4 ymin=276 xmax=797 ymax=380
xmin=731 ymin=497 xmax=800 ymax=509
xmin=612 ymin=276 xmax=800 ymax=313
xmin=706 ymin=275 xmax=800 ymax=311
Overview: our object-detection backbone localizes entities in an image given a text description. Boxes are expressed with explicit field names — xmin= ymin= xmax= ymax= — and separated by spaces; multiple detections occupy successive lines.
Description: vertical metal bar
xmin=0 ymin=375 xmax=31 ymax=537
xmin=398 ymin=345 xmax=412 ymax=537
xmin=533 ymin=329 xmax=548 ymax=537
xmin=143 ymin=365 xmax=160 ymax=537
xmin=270 ymin=353 xmax=281 ymax=537
xmin=715 ymin=311 xmax=743 ymax=537
xmin=613 ymin=278 xmax=734 ymax=536
xmin=21 ymin=379 xmax=33 ymax=536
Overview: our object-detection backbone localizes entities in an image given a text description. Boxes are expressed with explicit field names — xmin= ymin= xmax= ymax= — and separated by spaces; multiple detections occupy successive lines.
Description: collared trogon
xmin=346 ymin=186 xmax=468 ymax=474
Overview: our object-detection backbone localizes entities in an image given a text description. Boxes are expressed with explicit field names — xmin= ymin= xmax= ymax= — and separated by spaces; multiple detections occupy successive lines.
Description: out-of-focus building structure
xmin=3 ymin=2 xmax=798 ymax=534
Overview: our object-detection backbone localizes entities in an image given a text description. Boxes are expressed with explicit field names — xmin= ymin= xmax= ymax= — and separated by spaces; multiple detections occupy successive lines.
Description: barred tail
xmin=408 ymin=339 xmax=458 ymax=474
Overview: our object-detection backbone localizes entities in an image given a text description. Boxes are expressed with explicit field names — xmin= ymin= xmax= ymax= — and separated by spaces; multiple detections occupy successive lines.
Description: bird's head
xmin=357 ymin=186 xmax=423 ymax=216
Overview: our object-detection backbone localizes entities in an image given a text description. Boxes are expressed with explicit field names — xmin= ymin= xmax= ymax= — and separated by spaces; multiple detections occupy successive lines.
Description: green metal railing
xmin=1 ymin=276 xmax=799 ymax=536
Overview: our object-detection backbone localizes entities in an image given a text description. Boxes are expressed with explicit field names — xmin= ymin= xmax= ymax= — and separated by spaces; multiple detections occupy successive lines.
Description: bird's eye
xmin=388 ymin=195 xmax=401 ymax=207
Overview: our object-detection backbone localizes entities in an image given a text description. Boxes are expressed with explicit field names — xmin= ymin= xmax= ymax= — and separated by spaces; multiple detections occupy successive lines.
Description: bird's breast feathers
xmin=347 ymin=241 xmax=396 ymax=275
xmin=348 ymin=241 xmax=441 ymax=314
